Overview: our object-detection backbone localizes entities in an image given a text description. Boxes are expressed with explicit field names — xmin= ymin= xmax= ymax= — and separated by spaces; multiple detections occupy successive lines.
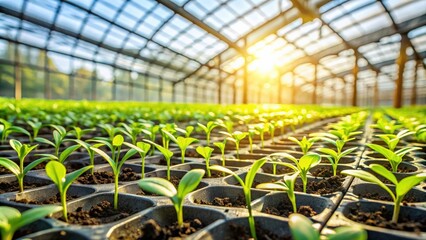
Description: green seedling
xmin=45 ymin=161 xmax=92 ymax=222
xmin=268 ymin=121 xmax=276 ymax=143
xmin=0 ymin=205 xmax=63 ymax=240
xmin=370 ymin=118 xmax=402 ymax=134
xmin=36 ymin=144 xmax=81 ymax=164
xmin=276 ymin=120 xmax=285 ymax=136
xmin=118 ymin=122 xmax=143 ymax=144
xmin=254 ymin=123 xmax=267 ymax=149
xmin=210 ymin=158 xmax=267 ymax=240
xmin=414 ymin=124 xmax=426 ymax=142
xmin=90 ymin=135 xmax=138 ymax=209
xmin=144 ymin=139 xmax=174 ymax=181
xmin=138 ymin=169 xmax=205 ymax=227
xmin=35 ymin=125 xmax=68 ymax=157
xmin=185 ymin=125 xmax=194 ymax=137
xmin=376 ymin=129 xmax=414 ymax=151
xmin=318 ymin=144 xmax=357 ymax=176
xmin=98 ymin=123 xmax=120 ymax=143
xmin=164 ymin=130 xmax=197 ymax=164
xmin=73 ymin=139 xmax=97 ymax=174
xmin=26 ymin=120 xmax=43 ymax=143
xmin=269 ymin=153 xmax=321 ymax=192
xmin=124 ymin=141 xmax=151 ymax=178
xmin=366 ymin=143 xmax=420 ymax=172
xmin=141 ymin=123 xmax=160 ymax=155
xmin=248 ymin=128 xmax=258 ymax=153
xmin=288 ymin=136 xmax=318 ymax=155
xmin=69 ymin=126 xmax=94 ymax=140
xmin=0 ymin=139 xmax=43 ymax=192
xmin=160 ymin=124 xmax=177 ymax=149
xmin=213 ymin=140 xmax=226 ymax=167
xmin=342 ymin=164 xmax=426 ymax=223
xmin=222 ymin=131 xmax=247 ymax=159
xmin=289 ymin=213 xmax=367 ymax=240
xmin=196 ymin=146 xmax=214 ymax=177
xmin=0 ymin=118 xmax=31 ymax=144
xmin=257 ymin=171 xmax=299 ymax=213
xmin=197 ymin=121 xmax=219 ymax=146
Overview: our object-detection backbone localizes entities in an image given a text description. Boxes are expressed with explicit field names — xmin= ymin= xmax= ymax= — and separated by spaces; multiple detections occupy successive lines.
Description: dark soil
xmin=262 ymin=165 xmax=293 ymax=175
xmin=264 ymin=202 xmax=317 ymax=218
xmin=0 ymin=179 xmax=48 ymax=194
xmin=76 ymin=168 xmax=139 ymax=184
xmin=311 ymin=166 xmax=345 ymax=178
xmin=194 ymin=195 xmax=246 ymax=208
xmin=295 ymin=176 xmax=344 ymax=195
xmin=0 ymin=161 xmax=46 ymax=175
xmin=203 ymin=171 xmax=228 ymax=178
xmin=347 ymin=204 xmax=426 ymax=233
xmin=115 ymin=218 xmax=204 ymax=240
xmin=357 ymin=192 xmax=418 ymax=203
xmin=226 ymin=222 xmax=290 ymax=240
xmin=63 ymin=200 xmax=131 ymax=225
xmin=14 ymin=193 xmax=78 ymax=205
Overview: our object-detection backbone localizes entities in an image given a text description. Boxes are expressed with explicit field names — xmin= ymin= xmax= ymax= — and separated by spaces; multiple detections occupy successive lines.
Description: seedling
xmin=0 ymin=139 xmax=43 ymax=192
xmin=196 ymin=146 xmax=214 ymax=177
xmin=138 ymin=169 xmax=205 ymax=227
xmin=213 ymin=140 xmax=226 ymax=167
xmin=414 ymin=124 xmax=426 ymax=142
xmin=35 ymin=125 xmax=68 ymax=157
xmin=376 ymin=129 xmax=414 ymax=151
xmin=98 ymin=123 xmax=120 ymax=143
xmin=248 ymin=127 xmax=258 ymax=153
xmin=36 ymin=144 xmax=81 ymax=164
xmin=124 ymin=141 xmax=151 ymax=178
xmin=141 ymin=123 xmax=160 ymax=155
xmin=210 ymin=158 xmax=267 ymax=240
xmin=269 ymin=153 xmax=321 ymax=192
xmin=160 ymin=124 xmax=177 ymax=149
xmin=197 ymin=121 xmax=219 ymax=146
xmin=289 ymin=213 xmax=367 ymax=240
xmin=342 ymin=164 xmax=426 ymax=223
xmin=268 ymin=121 xmax=276 ymax=143
xmin=118 ymin=122 xmax=143 ymax=144
xmin=0 ymin=118 xmax=31 ymax=144
xmin=366 ymin=143 xmax=420 ymax=172
xmin=26 ymin=119 xmax=43 ymax=143
xmin=0 ymin=205 xmax=63 ymax=240
xmin=318 ymin=144 xmax=357 ymax=176
xmin=69 ymin=126 xmax=94 ymax=141
xmin=257 ymin=171 xmax=299 ymax=213
xmin=177 ymin=125 xmax=194 ymax=138
xmin=222 ymin=131 xmax=247 ymax=159
xmin=288 ymin=136 xmax=318 ymax=155
xmin=254 ymin=123 xmax=267 ymax=149
xmin=371 ymin=119 xmax=402 ymax=134
xmin=144 ymin=139 xmax=174 ymax=181
xmin=73 ymin=139 xmax=96 ymax=174
xmin=45 ymin=161 xmax=93 ymax=222
xmin=164 ymin=131 xmax=197 ymax=163
xmin=90 ymin=135 xmax=138 ymax=209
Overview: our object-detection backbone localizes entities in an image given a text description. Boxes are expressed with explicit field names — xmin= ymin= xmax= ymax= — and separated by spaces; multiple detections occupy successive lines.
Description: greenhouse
xmin=0 ymin=0 xmax=425 ymax=239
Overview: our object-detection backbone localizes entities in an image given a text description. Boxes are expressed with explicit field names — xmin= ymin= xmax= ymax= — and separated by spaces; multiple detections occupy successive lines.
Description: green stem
xmin=301 ymin=175 xmax=307 ymax=193
xmin=249 ymin=136 xmax=253 ymax=153
xmin=236 ymin=142 xmax=240 ymax=159
xmin=141 ymin=155 xmax=145 ymax=179
xmin=260 ymin=133 xmax=264 ymax=149
xmin=181 ymin=150 xmax=185 ymax=164
xmin=206 ymin=132 xmax=211 ymax=146
xmin=289 ymin=190 xmax=297 ymax=213
xmin=1 ymin=232 xmax=12 ymax=240
xmin=166 ymin=157 xmax=171 ymax=181
xmin=177 ymin=202 xmax=184 ymax=227
xmin=206 ymin=160 xmax=211 ymax=177
xmin=392 ymin=196 xmax=403 ymax=223
xmin=114 ymin=173 xmax=119 ymax=210
xmin=273 ymin=164 xmax=277 ymax=175
xmin=18 ymin=176 xmax=24 ymax=193
xmin=332 ymin=164 xmax=337 ymax=177
xmin=245 ymin=189 xmax=257 ymax=240
xmin=61 ymin=191 xmax=68 ymax=222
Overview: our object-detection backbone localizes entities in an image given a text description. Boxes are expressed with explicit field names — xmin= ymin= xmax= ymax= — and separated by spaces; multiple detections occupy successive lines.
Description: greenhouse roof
xmin=0 ymin=0 xmax=425 ymax=95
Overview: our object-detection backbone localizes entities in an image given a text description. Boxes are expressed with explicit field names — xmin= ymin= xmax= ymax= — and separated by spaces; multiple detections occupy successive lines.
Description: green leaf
xmin=177 ymin=169 xmax=205 ymax=199
xmin=395 ymin=147 xmax=421 ymax=157
xmin=64 ymin=165 xmax=93 ymax=189
xmin=138 ymin=177 xmax=177 ymax=198
xmin=366 ymin=144 xmax=395 ymax=160
xmin=9 ymin=139 xmax=22 ymax=154
xmin=341 ymin=169 xmax=394 ymax=199
xmin=268 ymin=152 xmax=298 ymax=164
xmin=137 ymin=142 xmax=151 ymax=153
xmin=298 ymin=154 xmax=321 ymax=171
xmin=45 ymin=161 xmax=66 ymax=189
xmin=213 ymin=142 xmax=225 ymax=151
xmin=370 ymin=164 xmax=398 ymax=185
xmin=0 ymin=157 xmax=19 ymax=176
xmin=318 ymin=148 xmax=338 ymax=160
xmin=176 ymin=137 xmax=197 ymax=150
xmin=256 ymin=182 xmax=289 ymax=191
xmin=196 ymin=146 xmax=214 ymax=159
xmin=245 ymin=158 xmax=267 ymax=188
xmin=34 ymin=137 xmax=55 ymax=148
xmin=16 ymin=206 xmax=62 ymax=231
xmin=113 ymin=135 xmax=124 ymax=147
xmin=396 ymin=173 xmax=426 ymax=197
xmin=91 ymin=147 xmax=115 ymax=171
xmin=23 ymin=157 xmax=48 ymax=175
xmin=340 ymin=147 xmax=358 ymax=158
xmin=118 ymin=149 xmax=138 ymax=170
xmin=327 ymin=226 xmax=367 ymax=240
xmin=59 ymin=145 xmax=80 ymax=163
xmin=289 ymin=213 xmax=320 ymax=240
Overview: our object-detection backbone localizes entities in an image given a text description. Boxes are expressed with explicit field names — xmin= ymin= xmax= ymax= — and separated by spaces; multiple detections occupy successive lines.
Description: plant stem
xmin=245 ymin=189 xmax=257 ymax=240
xmin=176 ymin=202 xmax=184 ymax=227
xmin=181 ymin=150 xmax=185 ymax=164
xmin=301 ymin=175 xmax=307 ymax=193
xmin=166 ymin=157 xmax=171 ymax=181
xmin=260 ymin=133 xmax=264 ymax=149
xmin=273 ymin=164 xmax=277 ymax=175
xmin=249 ymin=136 xmax=253 ymax=153
xmin=18 ymin=176 xmax=24 ymax=193
xmin=236 ymin=142 xmax=240 ymax=159
xmin=206 ymin=132 xmax=210 ymax=146
xmin=332 ymin=164 xmax=337 ymax=177
xmin=61 ymin=191 xmax=68 ymax=222
xmin=114 ymin=174 xmax=119 ymax=210
xmin=141 ymin=155 xmax=145 ymax=179
xmin=2 ymin=232 xmax=12 ymax=240
xmin=392 ymin=196 xmax=403 ymax=223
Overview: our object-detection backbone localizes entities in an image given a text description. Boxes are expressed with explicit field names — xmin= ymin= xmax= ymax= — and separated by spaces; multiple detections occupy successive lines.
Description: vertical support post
xmin=44 ymin=52 xmax=51 ymax=99
xmin=312 ymin=64 xmax=317 ymax=104
xmin=144 ymin=74 xmax=148 ymax=102
xmin=91 ymin=71 xmax=97 ymax=101
xmin=111 ymin=77 xmax=116 ymax=101
xmin=373 ymin=72 xmax=379 ymax=107
xmin=277 ymin=73 xmax=282 ymax=104
xmin=183 ymin=82 xmax=187 ymax=103
xmin=193 ymin=84 xmax=198 ymax=103
xmin=411 ymin=60 xmax=419 ymax=106
xmin=69 ymin=74 xmax=75 ymax=99
xmin=14 ymin=46 xmax=21 ymax=100
xmin=394 ymin=34 xmax=409 ymax=108
xmin=291 ymin=72 xmax=296 ymax=104
xmin=242 ymin=38 xmax=248 ymax=104
xmin=172 ymin=83 xmax=176 ymax=102
xmin=158 ymin=77 xmax=163 ymax=102
xmin=217 ymin=55 xmax=222 ymax=104
xmin=352 ymin=51 xmax=359 ymax=106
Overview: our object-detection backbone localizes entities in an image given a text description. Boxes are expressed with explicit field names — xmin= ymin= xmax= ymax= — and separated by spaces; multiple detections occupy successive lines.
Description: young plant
xmin=118 ymin=122 xmax=143 ymax=144
xmin=366 ymin=143 xmax=420 ymax=172
xmin=45 ymin=161 xmax=93 ymax=222
xmin=0 ymin=205 xmax=63 ymax=240
xmin=141 ymin=123 xmax=160 ymax=155
xmin=342 ymin=164 xmax=426 ymax=223
xmin=164 ymin=131 xmax=197 ymax=164
xmin=222 ymin=131 xmax=247 ymax=159
xmin=144 ymin=139 xmax=174 ymax=181
xmin=371 ymin=119 xmax=402 ymax=134
xmin=35 ymin=125 xmax=68 ymax=157
xmin=138 ymin=169 xmax=205 ymax=227
xmin=197 ymin=121 xmax=219 ymax=146
xmin=269 ymin=153 xmax=321 ymax=192
xmin=36 ymin=144 xmax=81 ymax=164
xmin=196 ymin=146 xmax=214 ymax=177
xmin=289 ymin=213 xmax=367 ymax=240
xmin=73 ymin=139 xmax=96 ymax=174
xmin=26 ymin=119 xmax=43 ymax=143
xmin=268 ymin=121 xmax=276 ymax=143
xmin=248 ymin=127 xmax=258 ymax=153
xmin=210 ymin=158 xmax=267 ymax=240
xmin=318 ymin=144 xmax=357 ymax=176
xmin=257 ymin=171 xmax=299 ymax=213
xmin=376 ymin=129 xmax=414 ymax=151
xmin=98 ymin=123 xmax=120 ymax=143
xmin=124 ymin=141 xmax=151 ymax=178
xmin=90 ymin=135 xmax=138 ymax=209
xmin=0 ymin=118 xmax=31 ymax=144
xmin=254 ymin=123 xmax=267 ymax=149
xmin=69 ymin=126 xmax=94 ymax=141
xmin=160 ymin=124 xmax=176 ymax=149
xmin=213 ymin=140 xmax=226 ymax=167
xmin=0 ymin=140 xmax=43 ymax=192
xmin=288 ymin=136 xmax=318 ymax=155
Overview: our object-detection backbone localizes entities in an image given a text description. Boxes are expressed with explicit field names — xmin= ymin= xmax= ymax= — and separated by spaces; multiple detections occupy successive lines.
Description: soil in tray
xmin=295 ymin=176 xmax=344 ymax=195
xmin=0 ymin=162 xmax=46 ymax=175
xmin=264 ymin=202 xmax=317 ymax=218
xmin=0 ymin=180 xmax=48 ymax=194
xmin=357 ymin=193 xmax=418 ymax=204
xmin=194 ymin=195 xmax=246 ymax=208
xmin=13 ymin=193 xmax=78 ymax=205
xmin=311 ymin=167 xmax=345 ymax=178
xmin=347 ymin=204 xmax=426 ymax=233
xmin=262 ymin=165 xmax=293 ymax=175
xmin=75 ymin=167 xmax=138 ymax=184
xmin=60 ymin=200 xmax=132 ymax=225
xmin=226 ymin=223 xmax=290 ymax=240
xmin=114 ymin=218 xmax=204 ymax=240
